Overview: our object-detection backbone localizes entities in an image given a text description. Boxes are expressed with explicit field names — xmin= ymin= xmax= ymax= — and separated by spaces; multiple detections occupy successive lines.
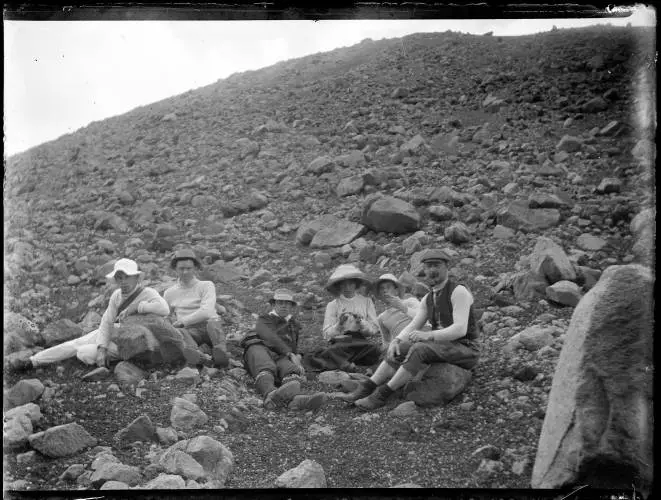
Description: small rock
xmin=274 ymin=459 xmax=327 ymax=488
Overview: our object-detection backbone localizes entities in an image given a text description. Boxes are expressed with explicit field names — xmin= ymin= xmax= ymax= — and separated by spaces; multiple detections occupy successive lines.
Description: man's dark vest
xmin=425 ymin=279 xmax=480 ymax=343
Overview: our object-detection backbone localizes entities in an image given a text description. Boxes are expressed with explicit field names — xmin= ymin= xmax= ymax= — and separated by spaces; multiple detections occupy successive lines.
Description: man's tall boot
xmin=255 ymin=371 xmax=276 ymax=397
xmin=207 ymin=318 xmax=229 ymax=368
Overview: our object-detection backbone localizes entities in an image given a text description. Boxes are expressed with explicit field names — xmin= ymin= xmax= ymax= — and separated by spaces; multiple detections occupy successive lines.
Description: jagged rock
xmin=403 ymin=363 xmax=472 ymax=407
xmin=545 ymin=280 xmax=582 ymax=307
xmin=428 ymin=204 xmax=454 ymax=221
xmin=483 ymin=94 xmax=506 ymax=112
xmin=444 ymin=222 xmax=471 ymax=244
xmin=532 ymin=265 xmax=653 ymax=495
xmin=4 ymin=312 xmax=42 ymax=353
xmin=5 ymin=379 xmax=45 ymax=410
xmin=295 ymin=215 xmax=337 ymax=246
xmin=93 ymin=212 xmax=129 ymax=232
xmin=156 ymin=426 xmax=180 ymax=446
xmin=91 ymin=452 xmax=121 ymax=470
xmin=528 ymin=193 xmax=568 ymax=209
xmin=4 ymin=414 xmax=33 ymax=449
xmin=114 ymin=415 xmax=157 ymax=448
xmin=41 ymin=319 xmax=83 ymax=347
xmin=575 ymin=266 xmax=602 ymax=291
xmin=507 ymin=325 xmax=554 ymax=352
xmin=144 ymin=474 xmax=186 ymax=489
xmin=529 ymin=237 xmax=576 ymax=284
xmin=99 ymin=480 xmax=130 ymax=490
xmin=201 ymin=260 xmax=248 ymax=284
xmin=90 ymin=462 xmax=142 ymax=487
xmin=335 ymin=150 xmax=366 ymax=169
xmin=307 ymin=156 xmax=335 ymax=175
xmin=309 ymin=218 xmax=365 ymax=248
xmin=595 ymin=177 xmax=621 ymax=194
xmin=629 ymin=208 xmax=655 ymax=268
xmin=576 ymin=234 xmax=607 ymax=252
xmin=166 ymin=435 xmax=234 ymax=484
xmin=59 ymin=464 xmax=85 ymax=481
xmin=391 ymin=401 xmax=418 ymax=417
xmin=5 ymin=403 xmax=42 ymax=426
xmin=170 ymin=397 xmax=208 ymax=431
xmin=29 ymin=422 xmax=97 ymax=458
xmin=159 ymin=449 xmax=206 ymax=480
xmin=362 ymin=195 xmax=421 ymax=234
xmin=308 ymin=423 xmax=335 ymax=437
xmin=581 ymin=96 xmax=608 ymax=113
xmin=493 ymin=224 xmax=516 ymax=239
xmin=555 ymin=135 xmax=583 ymax=153
xmin=275 ymin=459 xmax=327 ymax=488
xmin=114 ymin=361 xmax=147 ymax=387
xmin=512 ymin=272 xmax=549 ymax=302
xmin=249 ymin=269 xmax=273 ymax=287
xmin=400 ymin=134 xmax=427 ymax=154
xmin=496 ymin=202 xmax=561 ymax=232
xmin=336 ymin=175 xmax=365 ymax=197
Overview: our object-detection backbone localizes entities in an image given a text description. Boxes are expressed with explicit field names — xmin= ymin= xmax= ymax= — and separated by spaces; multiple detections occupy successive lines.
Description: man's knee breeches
xmin=386 ymin=341 xmax=480 ymax=374
xmin=244 ymin=344 xmax=298 ymax=382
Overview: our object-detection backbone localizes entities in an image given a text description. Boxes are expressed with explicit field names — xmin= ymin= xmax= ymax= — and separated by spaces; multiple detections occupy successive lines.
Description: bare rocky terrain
xmin=3 ymin=25 xmax=656 ymax=491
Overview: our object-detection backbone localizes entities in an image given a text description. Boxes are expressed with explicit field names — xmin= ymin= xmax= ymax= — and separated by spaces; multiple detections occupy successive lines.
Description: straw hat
xmin=105 ymin=258 xmax=142 ymax=280
xmin=269 ymin=288 xmax=298 ymax=306
xmin=170 ymin=248 xmax=202 ymax=269
xmin=325 ymin=264 xmax=372 ymax=296
xmin=375 ymin=273 xmax=402 ymax=291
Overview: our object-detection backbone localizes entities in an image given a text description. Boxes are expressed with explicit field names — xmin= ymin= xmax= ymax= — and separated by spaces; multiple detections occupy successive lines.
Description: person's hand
xmin=96 ymin=346 xmax=109 ymax=368
xmin=387 ymin=338 xmax=402 ymax=361
xmin=290 ymin=353 xmax=305 ymax=376
xmin=410 ymin=330 xmax=434 ymax=343
xmin=172 ymin=319 xmax=184 ymax=328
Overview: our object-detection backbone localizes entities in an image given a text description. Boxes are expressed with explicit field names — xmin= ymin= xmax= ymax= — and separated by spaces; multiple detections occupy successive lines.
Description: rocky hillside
xmin=3 ymin=25 xmax=656 ymax=491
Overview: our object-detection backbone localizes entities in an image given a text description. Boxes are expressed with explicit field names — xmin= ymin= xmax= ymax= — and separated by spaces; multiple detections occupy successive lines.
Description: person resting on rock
xmin=341 ymin=249 xmax=481 ymax=410
xmin=308 ymin=264 xmax=382 ymax=372
xmin=163 ymin=248 xmax=230 ymax=368
xmin=241 ymin=289 xmax=327 ymax=411
xmin=374 ymin=273 xmax=423 ymax=348
xmin=9 ymin=258 xmax=170 ymax=371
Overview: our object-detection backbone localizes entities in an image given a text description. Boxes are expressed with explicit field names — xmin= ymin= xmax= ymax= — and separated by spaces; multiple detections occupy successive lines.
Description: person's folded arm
xmin=322 ymin=301 xmax=341 ymax=341
xmin=96 ymin=291 xmax=121 ymax=348
xmin=395 ymin=296 xmax=429 ymax=341
xmin=137 ymin=291 xmax=170 ymax=316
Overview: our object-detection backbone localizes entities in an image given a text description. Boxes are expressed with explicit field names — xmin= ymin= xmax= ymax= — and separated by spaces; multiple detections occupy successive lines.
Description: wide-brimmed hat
xmin=105 ymin=258 xmax=142 ymax=280
xmin=420 ymin=248 xmax=453 ymax=264
xmin=269 ymin=288 xmax=298 ymax=306
xmin=375 ymin=273 xmax=402 ymax=292
xmin=170 ymin=248 xmax=202 ymax=270
xmin=325 ymin=264 xmax=372 ymax=296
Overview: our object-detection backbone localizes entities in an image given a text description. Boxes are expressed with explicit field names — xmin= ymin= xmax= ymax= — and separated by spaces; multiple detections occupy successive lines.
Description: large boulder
xmin=170 ymin=397 xmax=209 ymax=431
xmin=114 ymin=414 xmax=157 ymax=448
xmin=165 ymin=435 xmax=234 ymax=485
xmin=629 ymin=208 xmax=655 ymax=268
xmin=309 ymin=218 xmax=366 ymax=249
xmin=275 ymin=459 xmax=327 ymax=488
xmin=403 ymin=363 xmax=472 ymax=407
xmin=117 ymin=314 xmax=185 ymax=363
xmin=4 ymin=312 xmax=42 ymax=354
xmin=362 ymin=195 xmax=421 ymax=234
xmin=295 ymin=215 xmax=338 ymax=246
xmin=512 ymin=271 xmax=549 ymax=302
xmin=4 ymin=379 xmax=45 ymax=410
xmin=496 ymin=201 xmax=561 ymax=232
xmin=29 ymin=423 xmax=97 ymax=458
xmin=529 ymin=237 xmax=576 ymax=284
xmin=41 ymin=319 xmax=83 ymax=347
xmin=531 ymin=265 xmax=653 ymax=495
xmin=111 ymin=322 xmax=171 ymax=367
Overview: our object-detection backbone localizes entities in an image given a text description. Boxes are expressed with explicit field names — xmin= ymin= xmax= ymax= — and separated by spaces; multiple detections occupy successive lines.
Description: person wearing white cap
xmin=241 ymin=289 xmax=327 ymax=411
xmin=10 ymin=258 xmax=170 ymax=371
xmin=308 ymin=264 xmax=382 ymax=372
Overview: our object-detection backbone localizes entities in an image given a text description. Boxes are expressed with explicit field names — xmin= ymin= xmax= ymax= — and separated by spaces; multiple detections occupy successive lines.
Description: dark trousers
xmin=244 ymin=344 xmax=298 ymax=382
xmin=177 ymin=318 xmax=224 ymax=349
xmin=309 ymin=334 xmax=382 ymax=371
xmin=387 ymin=340 xmax=480 ymax=375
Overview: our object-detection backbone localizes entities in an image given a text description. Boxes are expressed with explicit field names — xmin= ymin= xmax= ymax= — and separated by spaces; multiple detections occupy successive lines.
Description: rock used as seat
xmin=402 ymin=362 xmax=472 ymax=407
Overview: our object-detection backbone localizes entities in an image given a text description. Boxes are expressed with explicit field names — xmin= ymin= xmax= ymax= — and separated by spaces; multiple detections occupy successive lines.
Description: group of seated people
xmin=11 ymin=247 xmax=481 ymax=412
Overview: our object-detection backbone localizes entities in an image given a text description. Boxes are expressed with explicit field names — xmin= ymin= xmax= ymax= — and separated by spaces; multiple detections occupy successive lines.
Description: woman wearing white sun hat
xmin=373 ymin=273 xmax=423 ymax=347
xmin=9 ymin=258 xmax=170 ymax=371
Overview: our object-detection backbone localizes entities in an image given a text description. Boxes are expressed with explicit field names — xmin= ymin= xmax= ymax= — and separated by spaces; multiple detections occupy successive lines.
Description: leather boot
xmin=254 ymin=371 xmax=276 ymax=397
xmin=354 ymin=384 xmax=394 ymax=411
xmin=207 ymin=319 xmax=229 ymax=368
xmin=264 ymin=380 xmax=301 ymax=410
xmin=337 ymin=378 xmax=377 ymax=402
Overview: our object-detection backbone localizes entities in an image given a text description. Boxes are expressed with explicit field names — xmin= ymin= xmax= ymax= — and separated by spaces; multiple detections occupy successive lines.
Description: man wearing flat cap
xmin=163 ymin=249 xmax=229 ymax=368
xmin=242 ymin=289 xmax=327 ymax=411
xmin=343 ymin=248 xmax=481 ymax=410
xmin=9 ymin=258 xmax=170 ymax=371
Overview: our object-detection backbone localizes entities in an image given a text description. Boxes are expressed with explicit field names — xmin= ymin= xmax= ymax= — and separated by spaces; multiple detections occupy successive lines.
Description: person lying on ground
xmin=307 ymin=264 xmax=382 ymax=372
xmin=241 ymin=289 xmax=327 ymax=411
xmin=341 ymin=248 xmax=481 ymax=410
xmin=374 ymin=273 xmax=423 ymax=347
xmin=9 ymin=258 xmax=170 ymax=371
xmin=163 ymin=248 xmax=229 ymax=368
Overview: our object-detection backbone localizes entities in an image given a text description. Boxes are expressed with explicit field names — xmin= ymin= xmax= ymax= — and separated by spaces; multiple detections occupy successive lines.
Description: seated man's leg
xmin=177 ymin=323 xmax=212 ymax=366
xmin=275 ymin=355 xmax=328 ymax=411
xmin=31 ymin=329 xmax=100 ymax=367
xmin=205 ymin=318 xmax=229 ymax=368
xmin=244 ymin=345 xmax=298 ymax=409
xmin=339 ymin=358 xmax=396 ymax=403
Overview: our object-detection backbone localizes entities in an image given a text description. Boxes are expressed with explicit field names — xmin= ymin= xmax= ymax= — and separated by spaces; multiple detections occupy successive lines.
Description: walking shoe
xmin=288 ymin=392 xmax=328 ymax=411
xmin=354 ymin=384 xmax=394 ymax=411
xmin=7 ymin=357 xmax=34 ymax=373
xmin=263 ymin=380 xmax=301 ymax=410
xmin=337 ymin=378 xmax=377 ymax=403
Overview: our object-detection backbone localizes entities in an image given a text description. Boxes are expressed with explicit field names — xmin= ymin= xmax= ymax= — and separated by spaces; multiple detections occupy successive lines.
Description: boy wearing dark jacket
xmin=242 ymin=289 xmax=326 ymax=411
